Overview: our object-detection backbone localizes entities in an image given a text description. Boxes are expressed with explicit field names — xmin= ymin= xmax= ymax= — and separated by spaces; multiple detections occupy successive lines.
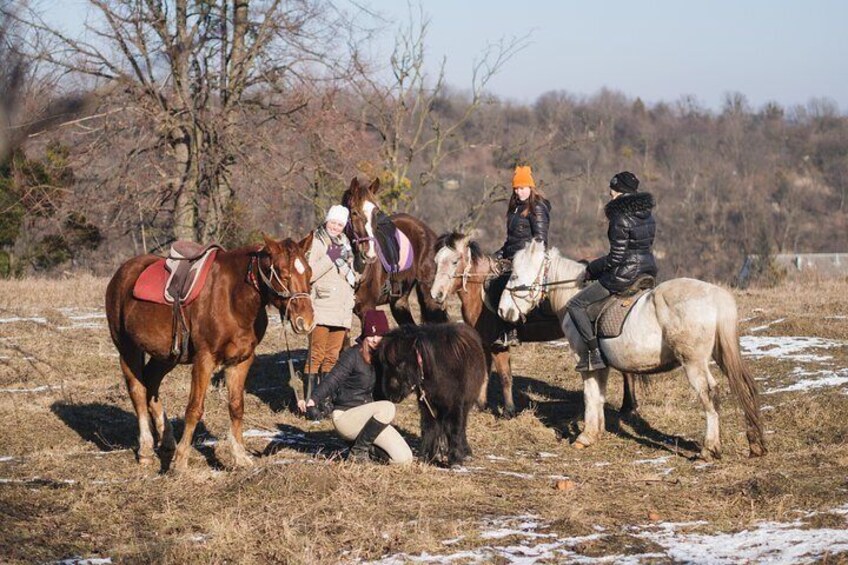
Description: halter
xmin=248 ymin=252 xmax=312 ymax=307
xmin=506 ymin=252 xmax=551 ymax=307
xmin=413 ymin=341 xmax=438 ymax=418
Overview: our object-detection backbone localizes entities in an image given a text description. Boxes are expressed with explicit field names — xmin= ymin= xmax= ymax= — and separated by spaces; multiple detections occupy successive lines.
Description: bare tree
xmin=16 ymin=0 xmax=364 ymax=242
xmin=351 ymin=5 xmax=528 ymax=211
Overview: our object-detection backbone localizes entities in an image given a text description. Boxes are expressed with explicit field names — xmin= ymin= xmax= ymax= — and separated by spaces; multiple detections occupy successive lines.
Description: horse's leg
xmin=415 ymin=281 xmax=449 ymax=324
xmin=446 ymin=409 xmax=465 ymax=467
xmin=477 ymin=348 xmax=493 ymax=411
xmin=492 ymin=350 xmax=515 ymax=418
xmin=224 ymin=355 xmax=255 ymax=468
xmin=389 ymin=291 xmax=416 ymax=326
xmin=419 ymin=409 xmax=439 ymax=464
xmin=575 ymin=368 xmax=610 ymax=448
xmin=144 ymin=357 xmax=176 ymax=456
xmin=620 ymin=372 xmax=640 ymax=416
xmin=172 ymin=352 xmax=216 ymax=473
xmin=683 ymin=360 xmax=722 ymax=460
xmin=119 ymin=346 xmax=155 ymax=465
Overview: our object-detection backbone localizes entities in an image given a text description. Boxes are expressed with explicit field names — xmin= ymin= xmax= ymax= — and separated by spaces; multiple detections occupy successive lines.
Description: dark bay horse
xmin=105 ymin=234 xmax=314 ymax=472
xmin=431 ymin=233 xmax=641 ymax=418
xmin=341 ymin=177 xmax=448 ymax=325
xmin=379 ymin=322 xmax=486 ymax=466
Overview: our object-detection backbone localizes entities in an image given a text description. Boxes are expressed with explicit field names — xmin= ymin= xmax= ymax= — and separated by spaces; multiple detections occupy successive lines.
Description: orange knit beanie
xmin=512 ymin=165 xmax=535 ymax=188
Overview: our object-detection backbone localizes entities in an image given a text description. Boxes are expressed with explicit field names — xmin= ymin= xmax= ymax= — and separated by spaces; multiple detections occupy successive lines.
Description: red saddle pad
xmin=132 ymin=251 xmax=218 ymax=306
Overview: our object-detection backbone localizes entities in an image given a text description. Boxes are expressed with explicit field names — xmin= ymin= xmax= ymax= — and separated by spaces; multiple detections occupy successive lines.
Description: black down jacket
xmin=310 ymin=346 xmax=376 ymax=410
xmin=587 ymin=192 xmax=657 ymax=293
xmin=498 ymin=199 xmax=551 ymax=260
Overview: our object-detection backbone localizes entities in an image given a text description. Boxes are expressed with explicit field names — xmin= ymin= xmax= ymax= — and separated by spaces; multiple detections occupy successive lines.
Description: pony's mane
xmin=435 ymin=232 xmax=484 ymax=263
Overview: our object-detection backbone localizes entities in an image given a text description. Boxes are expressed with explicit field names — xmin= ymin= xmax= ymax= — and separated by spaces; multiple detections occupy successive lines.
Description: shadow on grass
xmin=506 ymin=374 xmax=702 ymax=459
xmin=51 ymin=400 xmax=227 ymax=470
xmin=235 ymin=349 xmax=307 ymax=414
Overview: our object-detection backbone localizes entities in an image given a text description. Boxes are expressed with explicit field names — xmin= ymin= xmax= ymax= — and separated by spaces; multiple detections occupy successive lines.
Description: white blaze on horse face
xmin=498 ymin=240 xmax=545 ymax=322
xmin=294 ymin=258 xmax=306 ymax=275
xmin=432 ymin=246 xmax=459 ymax=300
xmin=362 ymin=200 xmax=377 ymax=260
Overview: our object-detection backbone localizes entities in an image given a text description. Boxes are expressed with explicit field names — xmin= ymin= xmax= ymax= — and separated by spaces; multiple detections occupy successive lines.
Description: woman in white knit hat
xmin=304 ymin=204 xmax=358 ymax=417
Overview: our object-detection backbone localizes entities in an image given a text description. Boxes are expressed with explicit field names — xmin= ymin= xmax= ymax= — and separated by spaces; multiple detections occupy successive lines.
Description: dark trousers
xmin=566 ymin=281 xmax=611 ymax=346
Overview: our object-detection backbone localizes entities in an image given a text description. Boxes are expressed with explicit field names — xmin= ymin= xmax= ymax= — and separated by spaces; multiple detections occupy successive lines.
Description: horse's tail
xmin=713 ymin=291 xmax=767 ymax=458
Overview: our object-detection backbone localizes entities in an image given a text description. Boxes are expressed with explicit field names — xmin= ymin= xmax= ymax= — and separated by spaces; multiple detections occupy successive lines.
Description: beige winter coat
xmin=308 ymin=228 xmax=356 ymax=329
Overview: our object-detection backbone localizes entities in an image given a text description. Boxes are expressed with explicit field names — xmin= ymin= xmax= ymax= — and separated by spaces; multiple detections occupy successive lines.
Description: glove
xmin=326 ymin=245 xmax=342 ymax=263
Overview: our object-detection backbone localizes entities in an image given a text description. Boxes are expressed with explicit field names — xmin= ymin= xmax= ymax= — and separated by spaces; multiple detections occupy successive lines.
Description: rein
xmin=413 ymin=342 xmax=438 ymax=418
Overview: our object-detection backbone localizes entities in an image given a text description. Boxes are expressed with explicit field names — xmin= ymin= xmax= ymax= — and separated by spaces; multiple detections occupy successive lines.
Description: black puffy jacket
xmin=587 ymin=192 xmax=657 ymax=293
xmin=310 ymin=346 xmax=375 ymax=410
xmin=498 ymin=198 xmax=551 ymax=259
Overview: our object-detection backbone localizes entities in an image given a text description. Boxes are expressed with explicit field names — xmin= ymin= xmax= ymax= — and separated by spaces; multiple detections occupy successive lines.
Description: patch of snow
xmin=441 ymin=536 xmax=464 ymax=546
xmin=495 ymin=471 xmax=535 ymax=480
xmin=594 ymin=461 xmax=610 ymax=467
xmin=536 ymin=452 xmax=557 ymax=459
xmin=0 ymin=316 xmax=46 ymax=324
xmin=635 ymin=515 xmax=848 ymax=565
xmin=546 ymin=474 xmax=570 ymax=481
xmin=825 ymin=315 xmax=848 ymax=320
xmin=632 ymin=456 xmax=672 ymax=466
xmin=748 ymin=318 xmax=786 ymax=333
xmin=740 ymin=335 xmax=845 ymax=363
xmin=765 ymin=368 xmax=848 ymax=394
xmin=0 ymin=456 xmax=14 ymax=462
xmin=53 ymin=558 xmax=112 ymax=565
xmin=486 ymin=454 xmax=509 ymax=461
xmin=0 ymin=385 xmax=56 ymax=393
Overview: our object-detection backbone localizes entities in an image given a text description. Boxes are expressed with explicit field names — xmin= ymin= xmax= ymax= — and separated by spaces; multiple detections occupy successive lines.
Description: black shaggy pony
xmin=379 ymin=323 xmax=486 ymax=466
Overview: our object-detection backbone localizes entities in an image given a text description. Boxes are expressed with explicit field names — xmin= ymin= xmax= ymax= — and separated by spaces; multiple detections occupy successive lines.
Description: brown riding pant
xmin=308 ymin=325 xmax=347 ymax=374
xmin=332 ymin=401 xmax=413 ymax=465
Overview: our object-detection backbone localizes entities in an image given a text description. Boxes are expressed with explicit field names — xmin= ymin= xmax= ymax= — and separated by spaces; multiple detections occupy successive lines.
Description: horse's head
xmin=376 ymin=325 xmax=419 ymax=402
xmin=432 ymin=232 xmax=476 ymax=304
xmin=341 ymin=176 xmax=381 ymax=265
xmin=498 ymin=239 xmax=547 ymax=323
xmin=260 ymin=233 xmax=315 ymax=334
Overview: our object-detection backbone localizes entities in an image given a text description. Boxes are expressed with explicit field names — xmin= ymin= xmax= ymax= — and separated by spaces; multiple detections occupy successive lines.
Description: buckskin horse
xmin=499 ymin=240 xmax=767 ymax=460
xmin=431 ymin=233 xmax=642 ymax=419
xmin=341 ymin=177 xmax=447 ymax=325
xmin=105 ymin=234 xmax=315 ymax=472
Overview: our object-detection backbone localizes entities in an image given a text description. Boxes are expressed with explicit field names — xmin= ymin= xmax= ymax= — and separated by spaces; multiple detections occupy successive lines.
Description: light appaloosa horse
xmin=431 ymin=233 xmax=642 ymax=418
xmin=499 ymin=240 xmax=766 ymax=460
xmin=106 ymin=235 xmax=315 ymax=472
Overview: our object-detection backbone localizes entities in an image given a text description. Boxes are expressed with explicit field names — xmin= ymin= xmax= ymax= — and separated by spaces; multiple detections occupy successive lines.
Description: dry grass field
xmin=1 ymin=275 xmax=847 ymax=563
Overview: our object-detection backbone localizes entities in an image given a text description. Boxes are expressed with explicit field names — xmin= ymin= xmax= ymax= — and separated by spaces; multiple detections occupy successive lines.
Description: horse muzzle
xmin=292 ymin=316 xmax=315 ymax=334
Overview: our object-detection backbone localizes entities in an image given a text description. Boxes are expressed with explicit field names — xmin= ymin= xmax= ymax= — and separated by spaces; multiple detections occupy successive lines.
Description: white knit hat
xmin=325 ymin=205 xmax=349 ymax=225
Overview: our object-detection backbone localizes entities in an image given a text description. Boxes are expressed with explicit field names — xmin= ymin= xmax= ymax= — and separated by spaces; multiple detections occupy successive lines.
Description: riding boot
xmin=575 ymin=339 xmax=607 ymax=372
xmin=347 ymin=416 xmax=388 ymax=462
xmin=302 ymin=373 xmax=318 ymax=407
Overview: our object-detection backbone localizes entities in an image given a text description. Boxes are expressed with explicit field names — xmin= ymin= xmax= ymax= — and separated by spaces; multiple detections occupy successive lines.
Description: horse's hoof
xmin=502 ymin=407 xmax=516 ymax=420
xmin=573 ymin=433 xmax=595 ymax=449
xmin=233 ymin=454 xmax=255 ymax=468
xmin=138 ymin=454 xmax=156 ymax=466
xmin=699 ymin=446 xmax=722 ymax=461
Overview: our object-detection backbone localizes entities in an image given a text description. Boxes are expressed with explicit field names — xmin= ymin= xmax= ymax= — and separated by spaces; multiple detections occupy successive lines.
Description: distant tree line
xmin=2 ymin=1 xmax=846 ymax=284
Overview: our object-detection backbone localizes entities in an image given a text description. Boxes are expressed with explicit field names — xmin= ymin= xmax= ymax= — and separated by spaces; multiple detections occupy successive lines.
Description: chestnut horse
xmin=105 ymin=234 xmax=315 ymax=472
xmin=341 ymin=177 xmax=448 ymax=325
xmin=431 ymin=233 xmax=641 ymax=418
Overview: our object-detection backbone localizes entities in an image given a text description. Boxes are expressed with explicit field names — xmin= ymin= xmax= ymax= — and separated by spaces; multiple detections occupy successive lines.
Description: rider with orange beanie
xmin=493 ymin=165 xmax=551 ymax=347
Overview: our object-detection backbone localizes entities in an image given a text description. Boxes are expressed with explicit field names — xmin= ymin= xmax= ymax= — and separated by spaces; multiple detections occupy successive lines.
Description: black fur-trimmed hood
xmin=604 ymin=192 xmax=655 ymax=220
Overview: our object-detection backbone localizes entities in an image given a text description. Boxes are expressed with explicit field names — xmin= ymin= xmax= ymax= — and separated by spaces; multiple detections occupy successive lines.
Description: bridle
xmin=504 ymin=253 xmax=582 ymax=319
xmin=248 ymin=251 xmax=312 ymax=310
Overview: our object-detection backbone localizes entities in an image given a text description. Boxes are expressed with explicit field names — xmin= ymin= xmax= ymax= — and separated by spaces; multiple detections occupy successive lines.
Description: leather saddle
xmin=132 ymin=241 xmax=223 ymax=360
xmin=587 ymin=275 xmax=655 ymax=339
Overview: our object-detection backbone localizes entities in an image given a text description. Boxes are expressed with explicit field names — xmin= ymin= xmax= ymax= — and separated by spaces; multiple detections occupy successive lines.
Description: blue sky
xmin=47 ymin=0 xmax=848 ymax=112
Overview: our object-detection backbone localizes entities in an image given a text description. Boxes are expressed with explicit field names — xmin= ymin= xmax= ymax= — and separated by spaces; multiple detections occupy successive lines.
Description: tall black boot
xmin=302 ymin=373 xmax=318 ymax=417
xmin=575 ymin=338 xmax=606 ymax=372
xmin=348 ymin=416 xmax=388 ymax=462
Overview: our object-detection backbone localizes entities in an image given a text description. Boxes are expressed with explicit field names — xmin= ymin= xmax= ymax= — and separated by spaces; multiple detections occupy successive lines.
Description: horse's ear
xmin=348 ymin=177 xmax=360 ymax=191
xmin=262 ymin=232 xmax=281 ymax=253
xmin=368 ymin=177 xmax=381 ymax=194
xmin=298 ymin=231 xmax=314 ymax=255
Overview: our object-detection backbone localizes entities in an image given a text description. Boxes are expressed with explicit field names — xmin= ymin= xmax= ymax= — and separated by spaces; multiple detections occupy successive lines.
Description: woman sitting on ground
xmin=297 ymin=309 xmax=413 ymax=464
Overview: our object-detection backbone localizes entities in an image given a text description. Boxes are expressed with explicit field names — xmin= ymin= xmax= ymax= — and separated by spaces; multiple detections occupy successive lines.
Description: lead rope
xmin=414 ymin=346 xmax=438 ymax=419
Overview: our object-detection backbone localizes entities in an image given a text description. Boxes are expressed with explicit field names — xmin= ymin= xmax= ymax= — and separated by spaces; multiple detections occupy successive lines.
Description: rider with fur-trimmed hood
xmin=567 ymin=171 xmax=657 ymax=371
